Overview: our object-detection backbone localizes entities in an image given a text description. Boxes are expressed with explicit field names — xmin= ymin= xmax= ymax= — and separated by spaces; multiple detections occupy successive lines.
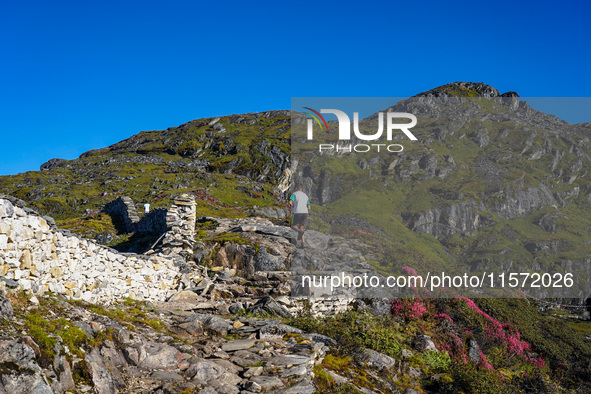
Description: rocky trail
xmin=0 ymin=196 xmax=418 ymax=394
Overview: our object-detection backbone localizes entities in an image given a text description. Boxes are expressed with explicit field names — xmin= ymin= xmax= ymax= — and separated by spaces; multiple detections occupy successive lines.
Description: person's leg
xmin=292 ymin=214 xmax=304 ymax=245
xmin=298 ymin=213 xmax=308 ymax=243
xmin=290 ymin=214 xmax=299 ymax=232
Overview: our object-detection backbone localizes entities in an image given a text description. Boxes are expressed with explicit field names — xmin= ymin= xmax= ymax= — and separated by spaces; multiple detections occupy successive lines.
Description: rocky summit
xmin=1 ymin=82 xmax=591 ymax=393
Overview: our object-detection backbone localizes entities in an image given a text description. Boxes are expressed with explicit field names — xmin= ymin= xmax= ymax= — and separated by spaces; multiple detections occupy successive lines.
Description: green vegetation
xmin=288 ymin=310 xmax=402 ymax=358
xmin=87 ymin=298 xmax=166 ymax=332
xmin=0 ymin=112 xmax=291 ymax=223
xmin=473 ymin=298 xmax=591 ymax=389
xmin=287 ymin=298 xmax=579 ymax=392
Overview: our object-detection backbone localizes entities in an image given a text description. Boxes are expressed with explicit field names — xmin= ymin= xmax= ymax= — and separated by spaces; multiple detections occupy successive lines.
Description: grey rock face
xmin=0 ymin=339 xmax=39 ymax=371
xmin=416 ymin=82 xmax=502 ymax=98
xmin=300 ymin=333 xmax=337 ymax=347
xmin=404 ymin=200 xmax=484 ymax=239
xmin=0 ymin=198 xmax=15 ymax=218
xmin=222 ymin=339 xmax=257 ymax=352
xmin=229 ymin=350 xmax=263 ymax=368
xmin=1 ymin=373 xmax=53 ymax=394
xmin=186 ymin=358 xmax=227 ymax=382
xmin=95 ymin=231 xmax=114 ymax=245
xmin=405 ymin=184 xmax=558 ymax=240
xmin=228 ymin=302 xmax=244 ymax=314
xmin=489 ymin=184 xmax=557 ymax=219
xmin=0 ymin=294 xmax=14 ymax=319
xmin=254 ymin=248 xmax=287 ymax=272
xmin=0 ymin=341 xmax=51 ymax=393
xmin=249 ymin=375 xmax=285 ymax=391
xmin=251 ymin=206 xmax=289 ymax=220
xmin=40 ymin=158 xmax=66 ymax=171
xmin=0 ymin=339 xmax=52 ymax=394
xmin=139 ymin=342 xmax=184 ymax=370
xmin=470 ymin=128 xmax=490 ymax=148
xmin=537 ymin=212 xmax=562 ymax=233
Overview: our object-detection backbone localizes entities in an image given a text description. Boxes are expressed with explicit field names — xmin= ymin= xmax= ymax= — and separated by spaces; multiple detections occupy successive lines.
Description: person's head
xmin=295 ymin=184 xmax=304 ymax=191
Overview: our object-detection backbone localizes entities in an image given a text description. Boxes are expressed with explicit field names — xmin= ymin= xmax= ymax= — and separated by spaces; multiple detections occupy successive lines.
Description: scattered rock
xmin=361 ymin=348 xmax=396 ymax=370
xmin=249 ymin=375 xmax=285 ymax=391
xmin=468 ymin=340 xmax=480 ymax=362
xmin=222 ymin=339 xmax=257 ymax=352
xmin=186 ymin=358 xmax=227 ymax=382
xmin=185 ymin=313 xmax=232 ymax=336
xmin=412 ymin=334 xmax=438 ymax=352
xmin=258 ymin=324 xmax=303 ymax=339
xmin=247 ymin=296 xmax=291 ymax=318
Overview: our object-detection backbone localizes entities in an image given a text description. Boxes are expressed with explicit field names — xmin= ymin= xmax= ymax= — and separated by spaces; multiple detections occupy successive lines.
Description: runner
xmin=289 ymin=184 xmax=310 ymax=246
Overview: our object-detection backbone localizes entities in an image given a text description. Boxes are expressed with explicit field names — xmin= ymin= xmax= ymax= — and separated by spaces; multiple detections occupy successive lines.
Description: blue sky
xmin=1 ymin=0 xmax=590 ymax=175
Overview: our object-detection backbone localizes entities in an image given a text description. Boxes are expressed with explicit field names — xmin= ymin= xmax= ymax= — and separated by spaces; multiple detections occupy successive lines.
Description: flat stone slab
xmin=250 ymin=375 xmax=285 ymax=391
xmin=258 ymin=324 xmax=303 ymax=339
xmin=269 ymin=382 xmax=315 ymax=394
xmin=149 ymin=370 xmax=184 ymax=382
xmin=229 ymin=350 xmax=263 ymax=368
xmin=280 ymin=365 xmax=307 ymax=378
xmin=222 ymin=339 xmax=257 ymax=352
xmin=153 ymin=300 xmax=201 ymax=311
xmin=267 ymin=354 xmax=311 ymax=367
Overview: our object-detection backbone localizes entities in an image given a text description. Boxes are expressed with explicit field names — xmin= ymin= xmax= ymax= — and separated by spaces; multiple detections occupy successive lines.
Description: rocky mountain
xmin=0 ymin=111 xmax=292 ymax=222
xmin=1 ymin=82 xmax=591 ymax=393
xmin=292 ymin=83 xmax=591 ymax=299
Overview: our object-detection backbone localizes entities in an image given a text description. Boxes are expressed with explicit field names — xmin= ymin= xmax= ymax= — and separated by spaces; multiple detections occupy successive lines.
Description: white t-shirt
xmin=143 ymin=203 xmax=150 ymax=213
xmin=290 ymin=191 xmax=310 ymax=214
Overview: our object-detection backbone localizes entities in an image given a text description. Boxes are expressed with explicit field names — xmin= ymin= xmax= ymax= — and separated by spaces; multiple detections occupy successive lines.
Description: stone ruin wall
xmin=103 ymin=196 xmax=168 ymax=234
xmin=0 ymin=195 xmax=197 ymax=305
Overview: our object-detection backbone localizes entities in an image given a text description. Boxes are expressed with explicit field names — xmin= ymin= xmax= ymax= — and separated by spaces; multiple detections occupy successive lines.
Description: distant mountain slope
xmin=0 ymin=111 xmax=292 ymax=220
xmin=291 ymin=84 xmax=591 ymax=299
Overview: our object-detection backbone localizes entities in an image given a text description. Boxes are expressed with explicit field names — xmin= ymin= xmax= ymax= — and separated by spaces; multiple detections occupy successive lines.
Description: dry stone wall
xmin=0 ymin=198 xmax=183 ymax=304
xmin=103 ymin=196 xmax=168 ymax=234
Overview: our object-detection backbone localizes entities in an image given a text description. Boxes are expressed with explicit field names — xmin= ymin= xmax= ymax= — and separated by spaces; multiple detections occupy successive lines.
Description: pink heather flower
xmin=401 ymin=266 xmax=418 ymax=276
xmin=434 ymin=313 xmax=453 ymax=323
xmin=457 ymin=297 xmax=532 ymax=357
xmin=391 ymin=298 xmax=428 ymax=320
xmin=532 ymin=357 xmax=546 ymax=369
xmin=479 ymin=350 xmax=493 ymax=370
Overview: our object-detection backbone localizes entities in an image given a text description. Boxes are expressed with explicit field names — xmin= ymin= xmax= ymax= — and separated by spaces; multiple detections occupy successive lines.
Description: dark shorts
xmin=291 ymin=213 xmax=308 ymax=227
